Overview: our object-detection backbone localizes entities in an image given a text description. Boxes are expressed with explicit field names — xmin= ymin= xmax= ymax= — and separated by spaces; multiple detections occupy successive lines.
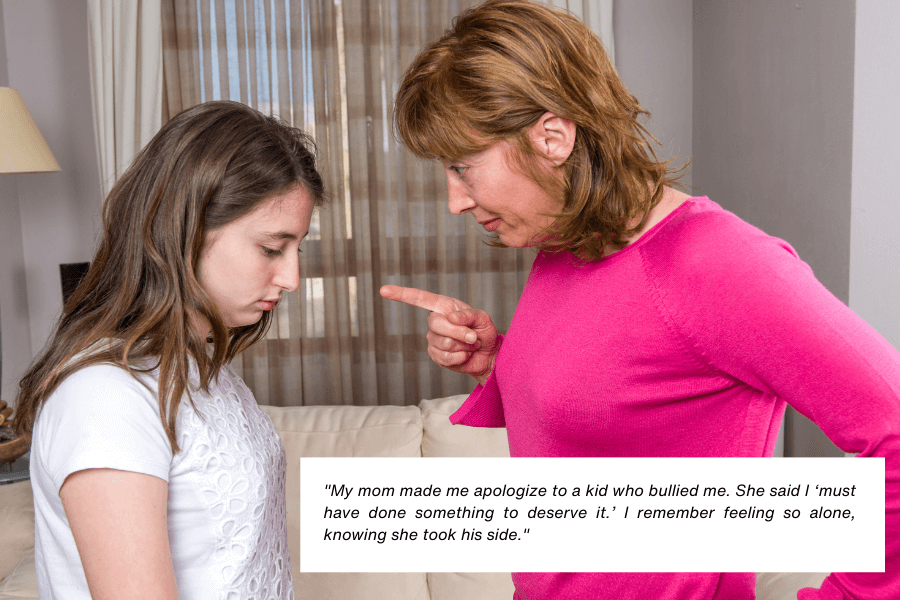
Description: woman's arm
xmin=61 ymin=468 xmax=179 ymax=600
xmin=648 ymin=205 xmax=900 ymax=598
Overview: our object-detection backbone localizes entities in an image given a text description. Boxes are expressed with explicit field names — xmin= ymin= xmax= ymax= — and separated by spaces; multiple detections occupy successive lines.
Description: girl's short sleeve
xmin=33 ymin=364 xmax=173 ymax=493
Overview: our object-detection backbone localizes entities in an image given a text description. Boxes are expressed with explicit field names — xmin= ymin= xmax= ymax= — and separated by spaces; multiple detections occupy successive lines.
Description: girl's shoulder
xmin=57 ymin=360 xmax=158 ymax=393
xmin=33 ymin=361 xmax=175 ymax=492
xmin=41 ymin=362 xmax=161 ymax=428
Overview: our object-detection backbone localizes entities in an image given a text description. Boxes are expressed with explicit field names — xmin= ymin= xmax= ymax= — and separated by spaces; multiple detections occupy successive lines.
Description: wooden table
xmin=0 ymin=400 xmax=30 ymax=465
xmin=0 ymin=401 xmax=31 ymax=483
xmin=0 ymin=431 xmax=30 ymax=464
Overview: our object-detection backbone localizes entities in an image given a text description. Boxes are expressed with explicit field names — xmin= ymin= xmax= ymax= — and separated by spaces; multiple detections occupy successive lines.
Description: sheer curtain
xmin=160 ymin=0 xmax=613 ymax=408
xmin=88 ymin=0 xmax=164 ymax=199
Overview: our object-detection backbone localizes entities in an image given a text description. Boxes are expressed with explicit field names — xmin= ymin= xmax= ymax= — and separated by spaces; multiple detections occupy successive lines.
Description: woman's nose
xmin=446 ymin=177 xmax=476 ymax=216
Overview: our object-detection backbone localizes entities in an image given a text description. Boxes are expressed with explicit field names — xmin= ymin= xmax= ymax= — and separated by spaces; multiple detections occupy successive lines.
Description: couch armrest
xmin=0 ymin=480 xmax=35 ymax=584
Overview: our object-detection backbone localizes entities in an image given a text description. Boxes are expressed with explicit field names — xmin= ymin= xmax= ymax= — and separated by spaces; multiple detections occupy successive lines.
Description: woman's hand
xmin=380 ymin=285 xmax=500 ymax=386
xmin=60 ymin=468 xmax=179 ymax=600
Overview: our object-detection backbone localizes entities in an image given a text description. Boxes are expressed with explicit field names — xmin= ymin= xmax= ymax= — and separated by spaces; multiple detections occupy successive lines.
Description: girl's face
xmin=196 ymin=186 xmax=314 ymax=330
xmin=442 ymin=140 xmax=564 ymax=249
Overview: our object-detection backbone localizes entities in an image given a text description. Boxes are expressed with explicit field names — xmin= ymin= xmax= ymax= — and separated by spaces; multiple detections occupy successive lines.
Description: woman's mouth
xmin=480 ymin=218 xmax=501 ymax=232
xmin=258 ymin=300 xmax=278 ymax=311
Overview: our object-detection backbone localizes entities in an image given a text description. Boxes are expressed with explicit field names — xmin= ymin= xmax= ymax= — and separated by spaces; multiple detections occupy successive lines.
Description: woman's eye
xmin=449 ymin=165 xmax=468 ymax=178
xmin=262 ymin=246 xmax=282 ymax=257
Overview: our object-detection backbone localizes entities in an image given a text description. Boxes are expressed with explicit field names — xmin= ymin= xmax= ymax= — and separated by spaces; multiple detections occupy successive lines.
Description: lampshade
xmin=0 ymin=87 xmax=61 ymax=173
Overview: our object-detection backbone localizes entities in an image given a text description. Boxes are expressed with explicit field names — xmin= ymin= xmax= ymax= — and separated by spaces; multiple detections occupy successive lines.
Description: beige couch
xmin=0 ymin=395 xmax=827 ymax=599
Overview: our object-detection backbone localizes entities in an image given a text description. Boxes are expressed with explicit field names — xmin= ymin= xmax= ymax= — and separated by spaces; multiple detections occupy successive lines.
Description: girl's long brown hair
xmin=14 ymin=101 xmax=325 ymax=451
xmin=393 ymin=0 xmax=687 ymax=259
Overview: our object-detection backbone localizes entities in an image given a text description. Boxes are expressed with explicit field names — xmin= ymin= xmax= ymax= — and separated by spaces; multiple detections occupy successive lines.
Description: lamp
xmin=0 ymin=87 xmax=60 ymax=463
xmin=0 ymin=87 xmax=61 ymax=173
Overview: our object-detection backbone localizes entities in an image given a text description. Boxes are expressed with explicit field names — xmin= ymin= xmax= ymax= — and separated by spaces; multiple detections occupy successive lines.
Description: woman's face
xmin=442 ymin=140 xmax=564 ymax=248
xmin=196 ymin=186 xmax=314 ymax=330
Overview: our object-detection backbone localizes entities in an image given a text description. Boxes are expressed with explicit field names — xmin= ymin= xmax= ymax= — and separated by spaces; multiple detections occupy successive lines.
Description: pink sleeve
xmin=646 ymin=209 xmax=900 ymax=599
xmin=449 ymin=335 xmax=507 ymax=428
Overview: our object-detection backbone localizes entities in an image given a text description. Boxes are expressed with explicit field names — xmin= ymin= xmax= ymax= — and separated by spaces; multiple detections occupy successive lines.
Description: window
xmin=163 ymin=0 xmax=532 ymax=406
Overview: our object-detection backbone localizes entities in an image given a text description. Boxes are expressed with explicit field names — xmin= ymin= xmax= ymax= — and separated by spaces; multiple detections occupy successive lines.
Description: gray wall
xmin=692 ymin=0 xmax=855 ymax=303
xmin=849 ymin=0 xmax=900 ymax=349
xmin=692 ymin=0 xmax=856 ymax=457
xmin=614 ymin=0 xmax=693 ymax=188
xmin=0 ymin=0 xmax=101 ymax=403
xmin=0 ymin=2 xmax=31 ymax=404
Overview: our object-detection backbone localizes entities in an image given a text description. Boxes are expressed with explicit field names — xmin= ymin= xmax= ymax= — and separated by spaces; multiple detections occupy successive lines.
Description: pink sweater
xmin=451 ymin=197 xmax=900 ymax=600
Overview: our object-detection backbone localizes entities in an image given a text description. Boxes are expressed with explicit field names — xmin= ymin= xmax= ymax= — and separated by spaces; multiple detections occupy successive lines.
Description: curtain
xmin=88 ymin=0 xmax=164 ymax=200
xmin=160 ymin=0 xmax=613 ymax=408
xmin=544 ymin=0 xmax=614 ymax=64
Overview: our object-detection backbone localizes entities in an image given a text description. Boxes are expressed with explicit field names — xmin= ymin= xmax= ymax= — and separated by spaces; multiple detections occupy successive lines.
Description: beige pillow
xmin=0 ymin=480 xmax=35 ymax=584
xmin=295 ymin=572 xmax=429 ymax=600
xmin=420 ymin=396 xmax=514 ymax=599
xmin=420 ymin=396 xmax=510 ymax=458
xmin=756 ymin=572 xmax=829 ymax=600
xmin=261 ymin=404 xmax=427 ymax=600
xmin=427 ymin=572 xmax=515 ymax=600
xmin=0 ymin=550 xmax=37 ymax=599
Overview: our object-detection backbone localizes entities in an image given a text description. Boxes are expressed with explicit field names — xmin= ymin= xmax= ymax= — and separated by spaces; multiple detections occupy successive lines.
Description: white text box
xmin=299 ymin=457 xmax=884 ymax=573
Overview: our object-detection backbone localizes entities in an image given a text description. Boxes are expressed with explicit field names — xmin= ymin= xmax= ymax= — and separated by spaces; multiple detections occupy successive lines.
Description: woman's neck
xmin=601 ymin=186 xmax=690 ymax=257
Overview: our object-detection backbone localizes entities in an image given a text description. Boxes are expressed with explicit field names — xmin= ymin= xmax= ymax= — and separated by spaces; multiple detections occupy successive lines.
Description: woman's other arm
xmin=647 ymin=206 xmax=900 ymax=599
xmin=61 ymin=468 xmax=179 ymax=600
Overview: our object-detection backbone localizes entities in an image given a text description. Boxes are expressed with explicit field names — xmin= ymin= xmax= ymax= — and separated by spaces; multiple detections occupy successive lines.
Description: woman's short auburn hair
xmin=393 ymin=0 xmax=685 ymax=259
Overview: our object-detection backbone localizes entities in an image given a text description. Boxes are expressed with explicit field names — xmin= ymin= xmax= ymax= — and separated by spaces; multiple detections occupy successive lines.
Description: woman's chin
xmin=497 ymin=232 xmax=527 ymax=248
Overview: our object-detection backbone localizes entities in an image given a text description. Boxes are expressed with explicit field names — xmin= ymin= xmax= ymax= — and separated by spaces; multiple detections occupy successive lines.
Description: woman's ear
xmin=528 ymin=112 xmax=576 ymax=166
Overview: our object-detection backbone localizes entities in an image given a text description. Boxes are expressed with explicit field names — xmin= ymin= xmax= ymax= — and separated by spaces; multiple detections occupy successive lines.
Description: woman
xmin=13 ymin=101 xmax=324 ymax=600
xmin=381 ymin=1 xmax=899 ymax=599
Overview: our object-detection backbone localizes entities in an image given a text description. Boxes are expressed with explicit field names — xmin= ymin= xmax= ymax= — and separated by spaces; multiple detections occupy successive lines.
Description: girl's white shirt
xmin=30 ymin=359 xmax=293 ymax=600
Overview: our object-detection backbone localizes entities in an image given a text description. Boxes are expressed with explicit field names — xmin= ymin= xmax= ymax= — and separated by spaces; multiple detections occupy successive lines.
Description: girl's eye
xmin=262 ymin=246 xmax=282 ymax=257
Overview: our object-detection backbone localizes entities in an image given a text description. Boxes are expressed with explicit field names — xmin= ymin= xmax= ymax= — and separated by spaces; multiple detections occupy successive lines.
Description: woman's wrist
xmin=472 ymin=338 xmax=501 ymax=387
xmin=474 ymin=371 xmax=491 ymax=387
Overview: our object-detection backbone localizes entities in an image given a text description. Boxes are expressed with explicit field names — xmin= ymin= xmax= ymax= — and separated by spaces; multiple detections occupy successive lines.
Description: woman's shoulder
xmin=660 ymin=195 xmax=753 ymax=234
xmin=536 ymin=195 xmax=789 ymax=270
xmin=639 ymin=196 xmax=816 ymax=312
xmin=648 ymin=195 xmax=801 ymax=264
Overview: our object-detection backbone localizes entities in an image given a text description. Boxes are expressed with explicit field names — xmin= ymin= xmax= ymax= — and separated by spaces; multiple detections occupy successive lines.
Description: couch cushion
xmin=420 ymin=396 xmax=510 ymax=457
xmin=295 ymin=572 xmax=429 ymax=600
xmin=0 ymin=551 xmax=37 ymax=599
xmin=261 ymin=404 xmax=427 ymax=600
xmin=420 ymin=396 xmax=514 ymax=598
xmin=756 ymin=572 xmax=828 ymax=600
xmin=427 ymin=572 xmax=515 ymax=600
xmin=0 ymin=481 xmax=35 ymax=584
xmin=262 ymin=404 xmax=424 ymax=458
